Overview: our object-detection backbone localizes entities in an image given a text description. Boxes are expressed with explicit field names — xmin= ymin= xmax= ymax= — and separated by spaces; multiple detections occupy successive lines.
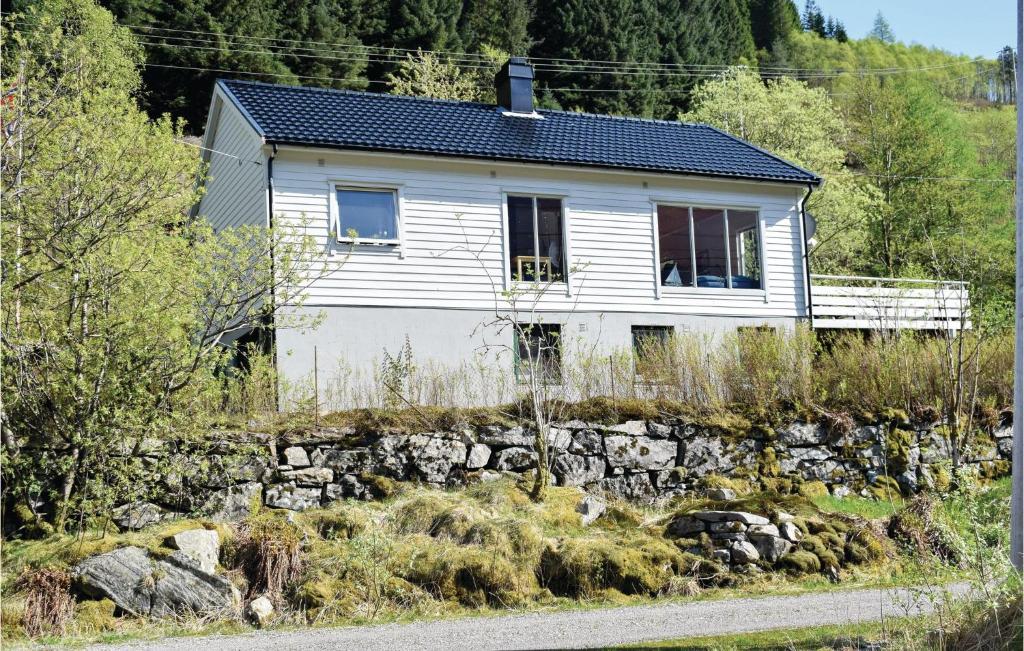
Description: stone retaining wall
xmin=116 ymin=416 xmax=1013 ymax=526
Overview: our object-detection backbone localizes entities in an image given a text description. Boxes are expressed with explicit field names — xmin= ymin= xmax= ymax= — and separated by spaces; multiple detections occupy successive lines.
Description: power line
xmin=175 ymin=138 xmax=262 ymax=165
xmin=5 ymin=12 xmax=994 ymax=80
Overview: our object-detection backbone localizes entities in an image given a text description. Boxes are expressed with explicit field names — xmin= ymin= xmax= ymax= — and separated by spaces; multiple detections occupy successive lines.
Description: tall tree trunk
xmin=54 ymin=445 xmax=81 ymax=533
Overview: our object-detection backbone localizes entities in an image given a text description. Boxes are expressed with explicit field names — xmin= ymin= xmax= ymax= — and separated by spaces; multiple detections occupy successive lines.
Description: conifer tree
xmin=868 ymin=11 xmax=895 ymax=44
xmin=746 ymin=0 xmax=800 ymax=52
xmin=461 ymin=0 xmax=533 ymax=54
xmin=531 ymin=0 xmax=660 ymax=117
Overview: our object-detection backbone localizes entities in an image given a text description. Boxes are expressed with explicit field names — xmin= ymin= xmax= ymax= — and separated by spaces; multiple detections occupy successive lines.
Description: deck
xmin=809 ymin=274 xmax=970 ymax=330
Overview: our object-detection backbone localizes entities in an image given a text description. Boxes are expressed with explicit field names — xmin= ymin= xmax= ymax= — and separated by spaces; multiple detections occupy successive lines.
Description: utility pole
xmin=1011 ymin=0 xmax=1023 ymax=573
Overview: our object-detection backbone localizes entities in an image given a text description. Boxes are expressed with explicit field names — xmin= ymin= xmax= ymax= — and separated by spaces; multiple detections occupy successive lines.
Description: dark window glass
xmin=507 ymin=196 xmax=565 ymax=283
xmin=631 ymin=325 xmax=673 ymax=379
xmin=516 ymin=323 xmax=561 ymax=383
xmin=728 ymin=210 xmax=762 ymax=289
xmin=692 ymin=208 xmax=728 ymax=287
xmin=657 ymin=205 xmax=693 ymax=287
xmin=537 ymin=198 xmax=565 ymax=282
xmin=508 ymin=196 xmax=536 ymax=280
xmin=337 ymin=189 xmax=397 ymax=240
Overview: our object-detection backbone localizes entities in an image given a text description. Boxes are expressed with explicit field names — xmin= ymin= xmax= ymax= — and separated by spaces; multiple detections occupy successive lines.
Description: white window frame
xmin=501 ymin=190 xmax=570 ymax=291
xmin=651 ymin=199 xmax=768 ymax=298
xmin=328 ymin=181 xmax=406 ymax=256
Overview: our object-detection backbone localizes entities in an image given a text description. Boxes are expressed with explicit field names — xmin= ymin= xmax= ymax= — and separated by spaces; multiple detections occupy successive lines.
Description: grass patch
xmin=610 ymin=615 xmax=929 ymax=649
xmin=809 ymin=493 xmax=902 ymax=519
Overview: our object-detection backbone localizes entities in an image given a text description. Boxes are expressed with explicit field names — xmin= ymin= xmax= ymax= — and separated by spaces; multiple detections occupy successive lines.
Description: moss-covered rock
xmin=73 ymin=598 xmax=117 ymax=634
xmin=798 ymin=480 xmax=829 ymax=498
xmin=779 ymin=550 xmax=821 ymax=574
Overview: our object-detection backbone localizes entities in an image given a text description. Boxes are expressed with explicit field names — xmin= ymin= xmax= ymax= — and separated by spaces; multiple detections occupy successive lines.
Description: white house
xmin=195 ymin=59 xmax=966 ymax=406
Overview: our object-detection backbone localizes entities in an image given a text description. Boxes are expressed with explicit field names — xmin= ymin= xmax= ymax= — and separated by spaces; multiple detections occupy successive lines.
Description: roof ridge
xmin=220 ymin=78 xmax=497 ymax=111
xmin=537 ymin=106 xmax=703 ymax=129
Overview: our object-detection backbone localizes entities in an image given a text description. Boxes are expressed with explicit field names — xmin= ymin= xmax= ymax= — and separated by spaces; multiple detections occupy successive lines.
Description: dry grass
xmin=230 ymin=514 xmax=305 ymax=601
xmin=16 ymin=567 xmax=74 ymax=638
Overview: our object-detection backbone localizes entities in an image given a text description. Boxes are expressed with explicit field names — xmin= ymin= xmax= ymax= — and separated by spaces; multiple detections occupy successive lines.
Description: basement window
xmin=515 ymin=323 xmax=562 ymax=383
xmin=335 ymin=187 xmax=399 ymax=244
xmin=658 ymin=205 xmax=763 ymax=290
xmin=632 ymin=325 xmax=673 ymax=380
xmin=507 ymin=195 xmax=566 ymax=283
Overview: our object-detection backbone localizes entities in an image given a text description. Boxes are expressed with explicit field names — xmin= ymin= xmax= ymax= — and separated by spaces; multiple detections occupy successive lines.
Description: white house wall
xmin=271 ymin=148 xmax=809 ymax=318
xmin=197 ymin=95 xmax=267 ymax=231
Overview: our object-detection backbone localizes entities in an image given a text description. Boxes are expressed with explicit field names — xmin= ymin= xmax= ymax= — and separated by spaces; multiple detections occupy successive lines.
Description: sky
xmin=813 ymin=0 xmax=1016 ymax=59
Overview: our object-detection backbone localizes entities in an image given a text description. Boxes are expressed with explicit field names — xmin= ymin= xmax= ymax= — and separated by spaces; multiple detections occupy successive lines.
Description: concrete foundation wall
xmin=275 ymin=305 xmax=798 ymax=409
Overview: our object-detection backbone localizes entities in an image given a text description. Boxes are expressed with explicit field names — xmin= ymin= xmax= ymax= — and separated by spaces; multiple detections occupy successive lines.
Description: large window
xmin=336 ymin=188 xmax=398 ymax=243
xmin=507 ymin=195 xmax=565 ymax=282
xmin=515 ymin=323 xmax=562 ymax=383
xmin=657 ymin=205 xmax=762 ymax=290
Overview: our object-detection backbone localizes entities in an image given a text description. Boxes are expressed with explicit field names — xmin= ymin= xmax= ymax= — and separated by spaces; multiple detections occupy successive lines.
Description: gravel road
xmin=90 ymin=582 xmax=970 ymax=651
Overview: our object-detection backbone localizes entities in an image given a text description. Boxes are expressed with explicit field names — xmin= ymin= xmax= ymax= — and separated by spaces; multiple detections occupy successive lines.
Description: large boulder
xmin=168 ymin=529 xmax=220 ymax=574
xmin=111 ymin=502 xmax=169 ymax=531
xmin=604 ymin=436 xmax=677 ymax=471
xmin=553 ymin=454 xmax=606 ymax=487
xmin=199 ymin=482 xmax=262 ymax=522
xmin=74 ymin=546 xmax=236 ymax=618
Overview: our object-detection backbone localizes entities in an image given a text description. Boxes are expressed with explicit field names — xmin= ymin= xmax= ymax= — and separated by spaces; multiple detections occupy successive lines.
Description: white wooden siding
xmin=197 ymin=94 xmax=267 ymax=231
xmin=272 ymin=148 xmax=809 ymax=318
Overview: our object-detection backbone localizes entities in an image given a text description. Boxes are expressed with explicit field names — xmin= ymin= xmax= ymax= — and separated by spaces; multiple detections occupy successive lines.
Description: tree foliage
xmin=1 ymin=0 xmax=325 ymax=530
xmin=683 ymin=68 xmax=880 ymax=273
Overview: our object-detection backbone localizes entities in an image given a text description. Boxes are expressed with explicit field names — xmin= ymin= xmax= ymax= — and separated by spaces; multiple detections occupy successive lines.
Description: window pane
xmin=537 ymin=198 xmax=564 ymax=282
xmin=657 ymin=205 xmax=693 ymax=287
xmin=692 ymin=208 xmax=728 ymax=287
xmin=632 ymin=325 xmax=672 ymax=379
xmin=516 ymin=324 xmax=561 ymax=383
xmin=728 ymin=210 xmax=761 ymax=289
xmin=508 ymin=196 xmax=537 ymax=281
xmin=337 ymin=189 xmax=397 ymax=240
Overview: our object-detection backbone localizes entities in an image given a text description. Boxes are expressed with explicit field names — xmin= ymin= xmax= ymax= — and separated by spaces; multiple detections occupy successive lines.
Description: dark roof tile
xmin=220 ymin=79 xmax=820 ymax=185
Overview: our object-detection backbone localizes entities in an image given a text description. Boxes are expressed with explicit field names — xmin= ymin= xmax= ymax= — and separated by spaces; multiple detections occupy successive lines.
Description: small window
xmin=515 ymin=323 xmax=562 ymax=383
xmin=507 ymin=195 xmax=565 ymax=282
xmin=657 ymin=205 xmax=762 ymax=290
xmin=632 ymin=325 xmax=673 ymax=379
xmin=336 ymin=188 xmax=398 ymax=243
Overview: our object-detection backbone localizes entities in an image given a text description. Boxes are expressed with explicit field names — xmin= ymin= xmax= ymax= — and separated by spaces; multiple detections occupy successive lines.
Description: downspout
xmin=799 ymin=183 xmax=815 ymax=325
xmin=267 ymin=143 xmax=279 ymax=409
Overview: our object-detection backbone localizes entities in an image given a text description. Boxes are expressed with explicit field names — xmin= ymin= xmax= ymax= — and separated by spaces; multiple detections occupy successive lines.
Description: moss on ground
xmin=4 ymin=477 xmax=1011 ymax=646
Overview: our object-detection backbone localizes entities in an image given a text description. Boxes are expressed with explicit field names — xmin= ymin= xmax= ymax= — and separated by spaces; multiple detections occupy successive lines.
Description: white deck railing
xmin=810 ymin=274 xmax=970 ymax=331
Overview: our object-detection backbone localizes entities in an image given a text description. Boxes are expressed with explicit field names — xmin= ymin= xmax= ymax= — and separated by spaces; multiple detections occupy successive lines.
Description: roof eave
xmin=264 ymin=139 xmax=821 ymax=187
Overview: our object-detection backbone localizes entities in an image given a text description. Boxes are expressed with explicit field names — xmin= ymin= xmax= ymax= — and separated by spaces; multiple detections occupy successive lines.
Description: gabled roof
xmin=218 ymin=79 xmax=821 ymax=186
